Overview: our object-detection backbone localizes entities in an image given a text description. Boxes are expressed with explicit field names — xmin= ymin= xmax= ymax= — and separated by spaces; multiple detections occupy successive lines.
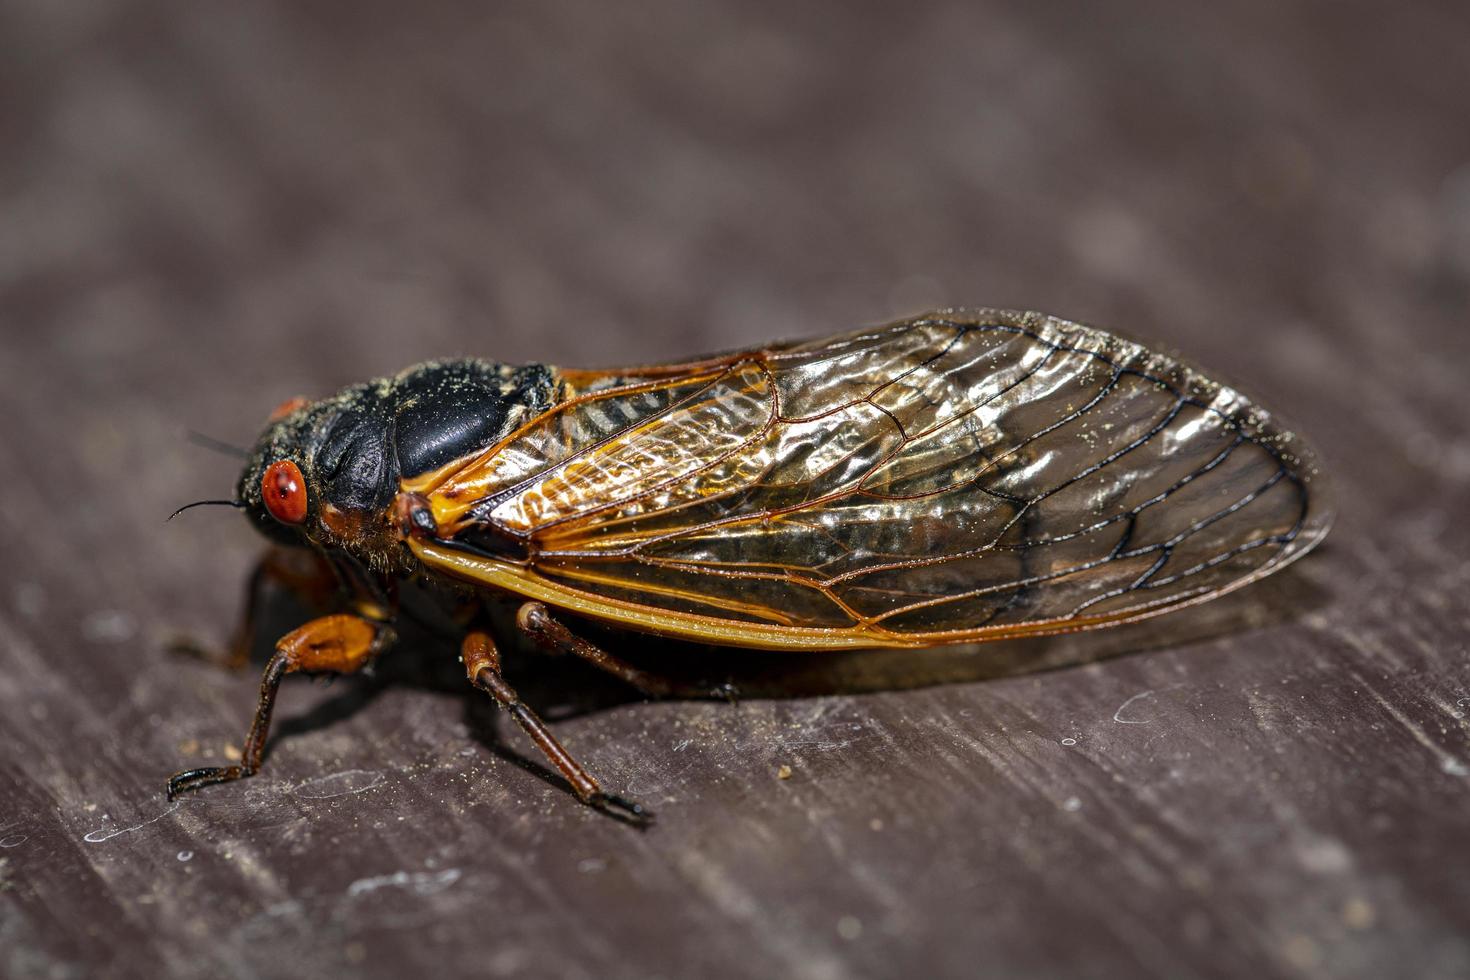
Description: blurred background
xmin=3 ymin=2 xmax=1469 ymax=979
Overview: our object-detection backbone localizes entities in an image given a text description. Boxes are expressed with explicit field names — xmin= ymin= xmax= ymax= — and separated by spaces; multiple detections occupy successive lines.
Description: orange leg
xmin=167 ymin=614 xmax=394 ymax=799
xmin=461 ymin=630 xmax=652 ymax=826
xmin=171 ymin=548 xmax=341 ymax=670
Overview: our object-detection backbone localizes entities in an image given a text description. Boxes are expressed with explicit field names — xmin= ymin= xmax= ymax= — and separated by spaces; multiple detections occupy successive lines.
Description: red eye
xmin=262 ymin=460 xmax=308 ymax=525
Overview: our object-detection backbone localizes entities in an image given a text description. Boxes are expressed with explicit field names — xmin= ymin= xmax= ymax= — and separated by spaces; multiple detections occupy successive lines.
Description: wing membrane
xmin=410 ymin=310 xmax=1332 ymax=649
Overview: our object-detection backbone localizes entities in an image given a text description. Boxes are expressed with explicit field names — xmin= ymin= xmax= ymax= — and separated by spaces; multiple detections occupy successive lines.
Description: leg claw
xmin=166 ymin=766 xmax=246 ymax=801
xmin=589 ymin=792 xmax=655 ymax=828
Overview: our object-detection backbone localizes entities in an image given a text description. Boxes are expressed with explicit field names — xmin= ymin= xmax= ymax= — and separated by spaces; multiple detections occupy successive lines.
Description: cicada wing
xmin=412 ymin=310 xmax=1331 ymax=650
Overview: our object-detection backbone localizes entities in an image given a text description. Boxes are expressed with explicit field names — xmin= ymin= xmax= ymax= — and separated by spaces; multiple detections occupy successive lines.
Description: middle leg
xmin=461 ymin=629 xmax=651 ymax=826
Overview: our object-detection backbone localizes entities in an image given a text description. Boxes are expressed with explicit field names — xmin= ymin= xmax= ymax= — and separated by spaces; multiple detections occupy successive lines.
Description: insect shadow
xmin=229 ymin=549 xmax=1331 ymax=798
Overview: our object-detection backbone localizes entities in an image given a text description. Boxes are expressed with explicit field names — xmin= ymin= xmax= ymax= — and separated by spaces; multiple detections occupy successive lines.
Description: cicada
xmin=167 ymin=309 xmax=1331 ymax=822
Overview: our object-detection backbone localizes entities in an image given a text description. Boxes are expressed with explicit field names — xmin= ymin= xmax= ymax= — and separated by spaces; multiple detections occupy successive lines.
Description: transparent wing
xmin=408 ymin=310 xmax=1332 ymax=649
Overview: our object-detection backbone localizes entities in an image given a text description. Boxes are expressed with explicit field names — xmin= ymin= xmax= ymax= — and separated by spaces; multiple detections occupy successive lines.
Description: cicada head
xmin=235 ymin=383 xmax=395 ymax=556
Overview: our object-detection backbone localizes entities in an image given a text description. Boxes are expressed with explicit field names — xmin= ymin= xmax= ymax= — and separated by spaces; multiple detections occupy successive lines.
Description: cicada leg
xmin=514 ymin=601 xmax=739 ymax=702
xmin=167 ymin=613 xmax=394 ymax=799
xmin=170 ymin=548 xmax=341 ymax=671
xmin=461 ymin=630 xmax=652 ymax=827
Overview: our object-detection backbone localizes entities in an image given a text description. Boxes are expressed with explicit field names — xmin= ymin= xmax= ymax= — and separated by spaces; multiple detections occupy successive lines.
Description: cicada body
xmin=170 ymin=309 xmax=1331 ymax=821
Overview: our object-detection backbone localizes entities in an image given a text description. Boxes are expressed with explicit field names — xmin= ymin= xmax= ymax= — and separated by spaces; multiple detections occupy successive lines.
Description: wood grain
xmin=2 ymin=2 xmax=1469 ymax=978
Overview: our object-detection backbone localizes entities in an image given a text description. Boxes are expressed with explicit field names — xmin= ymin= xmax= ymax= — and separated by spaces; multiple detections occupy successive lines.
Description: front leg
xmin=171 ymin=547 xmax=342 ymax=670
xmin=167 ymin=614 xmax=394 ymax=799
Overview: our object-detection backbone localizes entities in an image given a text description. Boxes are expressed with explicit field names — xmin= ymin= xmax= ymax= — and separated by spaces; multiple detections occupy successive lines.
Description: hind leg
xmin=514 ymin=602 xmax=738 ymax=702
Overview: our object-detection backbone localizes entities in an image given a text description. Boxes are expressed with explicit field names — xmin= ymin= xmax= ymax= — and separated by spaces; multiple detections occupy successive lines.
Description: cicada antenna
xmin=167 ymin=499 xmax=245 ymax=522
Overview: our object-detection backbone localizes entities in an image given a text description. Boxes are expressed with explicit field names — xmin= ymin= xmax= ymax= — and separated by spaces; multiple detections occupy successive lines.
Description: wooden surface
xmin=3 ymin=2 xmax=1470 ymax=978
